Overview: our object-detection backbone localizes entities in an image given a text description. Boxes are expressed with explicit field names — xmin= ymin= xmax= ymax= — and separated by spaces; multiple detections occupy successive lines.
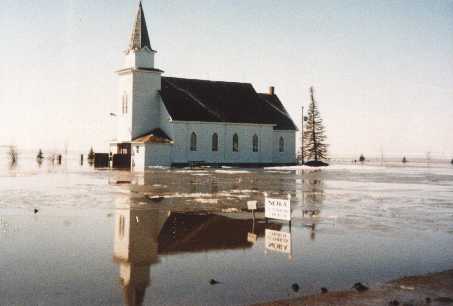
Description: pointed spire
xmin=129 ymin=1 xmax=153 ymax=51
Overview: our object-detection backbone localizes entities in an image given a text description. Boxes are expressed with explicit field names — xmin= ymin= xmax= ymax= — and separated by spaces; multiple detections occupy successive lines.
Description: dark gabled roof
xmin=258 ymin=93 xmax=298 ymax=130
xmin=128 ymin=2 xmax=154 ymax=51
xmin=160 ymin=77 xmax=297 ymax=130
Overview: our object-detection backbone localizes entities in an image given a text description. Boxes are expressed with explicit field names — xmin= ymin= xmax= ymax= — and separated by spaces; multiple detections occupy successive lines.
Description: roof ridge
xmin=163 ymin=76 xmax=253 ymax=86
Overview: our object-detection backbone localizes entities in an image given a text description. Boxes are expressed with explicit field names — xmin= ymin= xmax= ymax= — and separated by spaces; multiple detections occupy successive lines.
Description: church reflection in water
xmin=112 ymin=169 xmax=325 ymax=305
xmin=113 ymin=203 xmax=281 ymax=305
xmin=113 ymin=208 xmax=168 ymax=306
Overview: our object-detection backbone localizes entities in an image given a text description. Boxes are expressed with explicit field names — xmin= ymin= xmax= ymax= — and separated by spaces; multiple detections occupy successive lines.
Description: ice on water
xmin=0 ymin=150 xmax=452 ymax=305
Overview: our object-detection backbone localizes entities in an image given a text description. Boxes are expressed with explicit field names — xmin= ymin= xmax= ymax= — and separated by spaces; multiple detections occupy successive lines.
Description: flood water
xmin=1 ymin=155 xmax=453 ymax=305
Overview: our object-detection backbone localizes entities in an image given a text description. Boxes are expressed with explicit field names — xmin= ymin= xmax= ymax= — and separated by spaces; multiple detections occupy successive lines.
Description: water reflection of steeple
xmin=113 ymin=201 xmax=281 ymax=305
xmin=113 ymin=208 xmax=169 ymax=306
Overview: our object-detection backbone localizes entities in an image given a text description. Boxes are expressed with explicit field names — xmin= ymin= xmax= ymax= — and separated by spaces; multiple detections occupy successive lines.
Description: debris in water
xmin=34 ymin=209 xmax=39 ymax=214
xmin=209 ymin=279 xmax=220 ymax=285
xmin=352 ymin=282 xmax=369 ymax=292
xmin=321 ymin=287 xmax=328 ymax=294
xmin=291 ymin=283 xmax=300 ymax=292
xmin=303 ymin=209 xmax=320 ymax=217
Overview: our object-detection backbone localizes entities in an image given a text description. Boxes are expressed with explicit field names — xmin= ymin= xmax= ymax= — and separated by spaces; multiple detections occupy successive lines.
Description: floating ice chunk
xmin=400 ymin=285 xmax=415 ymax=290
xmin=147 ymin=166 xmax=169 ymax=169
xmin=222 ymin=208 xmax=240 ymax=213
xmin=194 ymin=198 xmax=218 ymax=204
xmin=214 ymin=170 xmax=251 ymax=174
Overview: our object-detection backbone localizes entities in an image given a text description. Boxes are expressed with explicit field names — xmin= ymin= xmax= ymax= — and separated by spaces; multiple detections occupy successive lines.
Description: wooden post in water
xmin=80 ymin=154 xmax=84 ymax=166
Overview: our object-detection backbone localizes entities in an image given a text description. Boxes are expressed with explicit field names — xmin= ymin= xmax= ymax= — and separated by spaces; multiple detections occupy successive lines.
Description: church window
xmin=279 ymin=136 xmax=285 ymax=152
xmin=118 ymin=215 xmax=125 ymax=239
xmin=253 ymin=134 xmax=259 ymax=152
xmin=233 ymin=134 xmax=239 ymax=152
xmin=122 ymin=93 xmax=128 ymax=115
xmin=212 ymin=133 xmax=219 ymax=152
xmin=190 ymin=132 xmax=197 ymax=151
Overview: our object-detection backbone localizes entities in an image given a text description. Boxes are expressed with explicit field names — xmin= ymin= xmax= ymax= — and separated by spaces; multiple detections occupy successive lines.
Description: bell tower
xmin=116 ymin=1 xmax=163 ymax=142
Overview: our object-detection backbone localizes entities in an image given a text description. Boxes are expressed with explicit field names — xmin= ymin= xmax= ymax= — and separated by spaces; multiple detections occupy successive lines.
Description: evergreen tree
xmin=359 ymin=154 xmax=365 ymax=162
xmin=303 ymin=87 xmax=328 ymax=162
xmin=36 ymin=149 xmax=44 ymax=166
xmin=8 ymin=146 xmax=18 ymax=167
xmin=88 ymin=147 xmax=95 ymax=161
xmin=36 ymin=149 xmax=44 ymax=160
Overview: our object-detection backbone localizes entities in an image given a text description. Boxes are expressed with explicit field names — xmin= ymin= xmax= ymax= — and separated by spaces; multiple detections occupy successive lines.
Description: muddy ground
xmin=256 ymin=269 xmax=453 ymax=306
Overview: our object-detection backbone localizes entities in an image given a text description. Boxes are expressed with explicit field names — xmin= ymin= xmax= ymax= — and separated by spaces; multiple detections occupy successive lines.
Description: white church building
xmin=110 ymin=2 xmax=297 ymax=170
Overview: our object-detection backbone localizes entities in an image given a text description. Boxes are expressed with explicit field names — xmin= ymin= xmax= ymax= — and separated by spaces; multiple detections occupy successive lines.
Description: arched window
xmin=279 ymin=136 xmax=285 ymax=152
xmin=118 ymin=215 xmax=125 ymax=239
xmin=252 ymin=134 xmax=259 ymax=152
xmin=233 ymin=134 xmax=239 ymax=152
xmin=212 ymin=133 xmax=219 ymax=152
xmin=122 ymin=92 xmax=128 ymax=115
xmin=190 ymin=132 xmax=197 ymax=151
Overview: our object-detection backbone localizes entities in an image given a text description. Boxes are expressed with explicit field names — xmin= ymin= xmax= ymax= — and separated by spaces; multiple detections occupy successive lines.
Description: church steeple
xmin=129 ymin=2 xmax=154 ymax=51
xmin=116 ymin=0 xmax=163 ymax=143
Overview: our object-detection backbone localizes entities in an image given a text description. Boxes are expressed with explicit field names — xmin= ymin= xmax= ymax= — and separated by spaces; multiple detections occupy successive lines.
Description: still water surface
xmin=1 ymin=158 xmax=453 ymax=305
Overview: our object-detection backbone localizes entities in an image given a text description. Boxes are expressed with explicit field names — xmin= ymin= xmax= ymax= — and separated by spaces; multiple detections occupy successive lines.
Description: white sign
xmin=247 ymin=232 xmax=257 ymax=243
xmin=265 ymin=229 xmax=291 ymax=254
xmin=264 ymin=194 xmax=291 ymax=221
xmin=247 ymin=200 xmax=257 ymax=210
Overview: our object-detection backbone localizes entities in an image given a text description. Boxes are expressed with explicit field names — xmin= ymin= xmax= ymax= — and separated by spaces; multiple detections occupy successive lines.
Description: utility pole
xmin=380 ymin=145 xmax=384 ymax=166
xmin=301 ymin=106 xmax=304 ymax=165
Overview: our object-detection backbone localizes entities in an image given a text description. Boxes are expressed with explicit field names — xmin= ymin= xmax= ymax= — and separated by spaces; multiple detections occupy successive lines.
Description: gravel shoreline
xmin=254 ymin=269 xmax=453 ymax=306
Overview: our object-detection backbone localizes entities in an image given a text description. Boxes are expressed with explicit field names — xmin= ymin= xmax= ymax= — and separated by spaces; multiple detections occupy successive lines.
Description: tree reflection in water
xmin=302 ymin=170 xmax=325 ymax=240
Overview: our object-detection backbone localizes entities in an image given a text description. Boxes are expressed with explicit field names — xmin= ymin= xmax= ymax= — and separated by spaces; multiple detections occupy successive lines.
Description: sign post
xmin=247 ymin=200 xmax=258 ymax=243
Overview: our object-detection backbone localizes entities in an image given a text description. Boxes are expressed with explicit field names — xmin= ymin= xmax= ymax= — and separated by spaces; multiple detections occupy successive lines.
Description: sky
xmin=0 ymin=0 xmax=452 ymax=158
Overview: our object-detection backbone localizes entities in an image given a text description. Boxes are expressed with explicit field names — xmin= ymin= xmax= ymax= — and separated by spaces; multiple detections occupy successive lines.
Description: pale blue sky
xmin=0 ymin=0 xmax=452 ymax=157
